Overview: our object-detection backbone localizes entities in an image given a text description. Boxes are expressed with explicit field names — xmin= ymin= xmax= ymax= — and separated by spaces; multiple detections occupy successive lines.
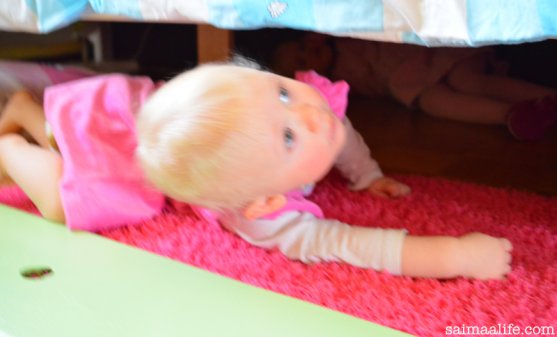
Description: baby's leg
xmin=0 ymin=91 xmax=49 ymax=148
xmin=447 ymin=55 xmax=554 ymax=103
xmin=418 ymin=83 xmax=509 ymax=124
xmin=0 ymin=134 xmax=65 ymax=222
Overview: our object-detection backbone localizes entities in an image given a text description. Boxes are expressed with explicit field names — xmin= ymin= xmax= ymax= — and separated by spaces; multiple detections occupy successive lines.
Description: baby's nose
xmin=298 ymin=104 xmax=327 ymax=134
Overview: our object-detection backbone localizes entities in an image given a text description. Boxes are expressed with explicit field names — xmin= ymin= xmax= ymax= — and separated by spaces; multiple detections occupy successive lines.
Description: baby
xmin=270 ymin=33 xmax=557 ymax=141
xmin=0 ymin=61 xmax=512 ymax=280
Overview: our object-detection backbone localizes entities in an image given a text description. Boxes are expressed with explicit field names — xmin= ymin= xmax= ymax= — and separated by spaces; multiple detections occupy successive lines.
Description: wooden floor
xmin=348 ymin=97 xmax=557 ymax=197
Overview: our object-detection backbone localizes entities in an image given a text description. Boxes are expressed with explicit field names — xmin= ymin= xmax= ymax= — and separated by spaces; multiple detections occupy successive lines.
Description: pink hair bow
xmin=295 ymin=70 xmax=350 ymax=119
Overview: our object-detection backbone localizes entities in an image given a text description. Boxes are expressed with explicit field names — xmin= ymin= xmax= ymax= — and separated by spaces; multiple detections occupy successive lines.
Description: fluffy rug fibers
xmin=2 ymin=174 xmax=556 ymax=336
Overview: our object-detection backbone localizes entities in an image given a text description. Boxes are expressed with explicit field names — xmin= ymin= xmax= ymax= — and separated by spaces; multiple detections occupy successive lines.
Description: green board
xmin=0 ymin=205 xmax=412 ymax=337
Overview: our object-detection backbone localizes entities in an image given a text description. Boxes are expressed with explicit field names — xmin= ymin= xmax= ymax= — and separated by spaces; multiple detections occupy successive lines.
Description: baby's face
xmin=239 ymin=69 xmax=346 ymax=197
xmin=271 ymin=38 xmax=334 ymax=77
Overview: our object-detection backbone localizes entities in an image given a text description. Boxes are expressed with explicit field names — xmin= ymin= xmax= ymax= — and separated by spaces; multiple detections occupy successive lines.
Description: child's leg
xmin=423 ymin=79 xmax=557 ymax=140
xmin=0 ymin=91 xmax=49 ymax=148
xmin=447 ymin=54 xmax=555 ymax=102
xmin=0 ymin=134 xmax=65 ymax=222
xmin=418 ymin=83 xmax=509 ymax=125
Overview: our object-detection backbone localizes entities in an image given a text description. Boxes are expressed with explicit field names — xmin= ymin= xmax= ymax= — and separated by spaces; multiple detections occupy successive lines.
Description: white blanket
xmin=1 ymin=0 xmax=556 ymax=46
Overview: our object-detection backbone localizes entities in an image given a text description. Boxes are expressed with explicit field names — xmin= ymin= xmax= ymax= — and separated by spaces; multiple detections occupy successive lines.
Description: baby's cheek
xmin=302 ymin=146 xmax=336 ymax=179
xmin=336 ymin=123 xmax=348 ymax=151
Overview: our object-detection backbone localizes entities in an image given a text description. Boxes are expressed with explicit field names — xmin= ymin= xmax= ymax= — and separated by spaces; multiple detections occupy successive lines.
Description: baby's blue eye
xmin=279 ymin=87 xmax=290 ymax=103
xmin=284 ymin=127 xmax=295 ymax=149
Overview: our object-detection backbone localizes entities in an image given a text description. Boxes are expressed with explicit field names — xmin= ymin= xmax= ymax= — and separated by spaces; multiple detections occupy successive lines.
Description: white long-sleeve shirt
xmin=218 ymin=119 xmax=407 ymax=275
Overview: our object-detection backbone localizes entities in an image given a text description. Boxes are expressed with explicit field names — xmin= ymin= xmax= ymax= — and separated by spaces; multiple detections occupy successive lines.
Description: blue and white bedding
xmin=1 ymin=0 xmax=556 ymax=46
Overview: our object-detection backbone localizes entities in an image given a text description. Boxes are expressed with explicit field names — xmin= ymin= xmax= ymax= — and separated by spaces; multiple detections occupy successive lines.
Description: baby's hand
xmin=368 ymin=177 xmax=411 ymax=198
xmin=458 ymin=233 xmax=513 ymax=280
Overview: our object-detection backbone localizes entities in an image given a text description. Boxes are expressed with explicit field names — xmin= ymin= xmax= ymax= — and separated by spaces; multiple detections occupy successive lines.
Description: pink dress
xmin=44 ymin=74 xmax=165 ymax=231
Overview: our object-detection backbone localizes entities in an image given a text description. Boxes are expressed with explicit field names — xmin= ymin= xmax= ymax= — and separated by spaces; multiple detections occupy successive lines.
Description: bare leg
xmin=447 ymin=55 xmax=555 ymax=103
xmin=0 ymin=91 xmax=49 ymax=148
xmin=0 ymin=134 xmax=65 ymax=222
xmin=419 ymin=83 xmax=509 ymax=125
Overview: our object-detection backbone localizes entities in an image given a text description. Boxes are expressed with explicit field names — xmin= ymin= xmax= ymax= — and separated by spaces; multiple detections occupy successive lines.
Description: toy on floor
xmin=0 ymin=59 xmax=511 ymax=280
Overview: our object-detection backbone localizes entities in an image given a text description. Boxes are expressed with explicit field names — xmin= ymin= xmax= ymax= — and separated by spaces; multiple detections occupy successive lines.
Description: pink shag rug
xmin=2 ymin=174 xmax=556 ymax=336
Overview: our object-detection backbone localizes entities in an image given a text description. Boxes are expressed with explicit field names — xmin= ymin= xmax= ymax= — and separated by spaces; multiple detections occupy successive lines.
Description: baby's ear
xmin=242 ymin=194 xmax=287 ymax=220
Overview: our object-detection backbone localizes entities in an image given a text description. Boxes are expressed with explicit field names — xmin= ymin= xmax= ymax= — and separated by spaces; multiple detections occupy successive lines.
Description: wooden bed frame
xmin=82 ymin=13 xmax=235 ymax=64
xmin=196 ymin=24 xmax=234 ymax=63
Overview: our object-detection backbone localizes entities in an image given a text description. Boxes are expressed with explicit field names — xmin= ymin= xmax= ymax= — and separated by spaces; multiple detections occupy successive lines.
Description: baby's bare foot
xmin=458 ymin=232 xmax=513 ymax=280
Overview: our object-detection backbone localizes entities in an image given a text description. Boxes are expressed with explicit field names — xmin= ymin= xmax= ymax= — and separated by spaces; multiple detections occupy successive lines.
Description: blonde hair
xmin=136 ymin=63 xmax=274 ymax=210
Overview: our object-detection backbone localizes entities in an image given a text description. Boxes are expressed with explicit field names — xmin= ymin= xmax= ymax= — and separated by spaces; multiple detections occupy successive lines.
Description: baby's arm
xmin=328 ymin=119 xmax=512 ymax=278
xmin=335 ymin=118 xmax=410 ymax=198
xmin=221 ymin=211 xmax=512 ymax=279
